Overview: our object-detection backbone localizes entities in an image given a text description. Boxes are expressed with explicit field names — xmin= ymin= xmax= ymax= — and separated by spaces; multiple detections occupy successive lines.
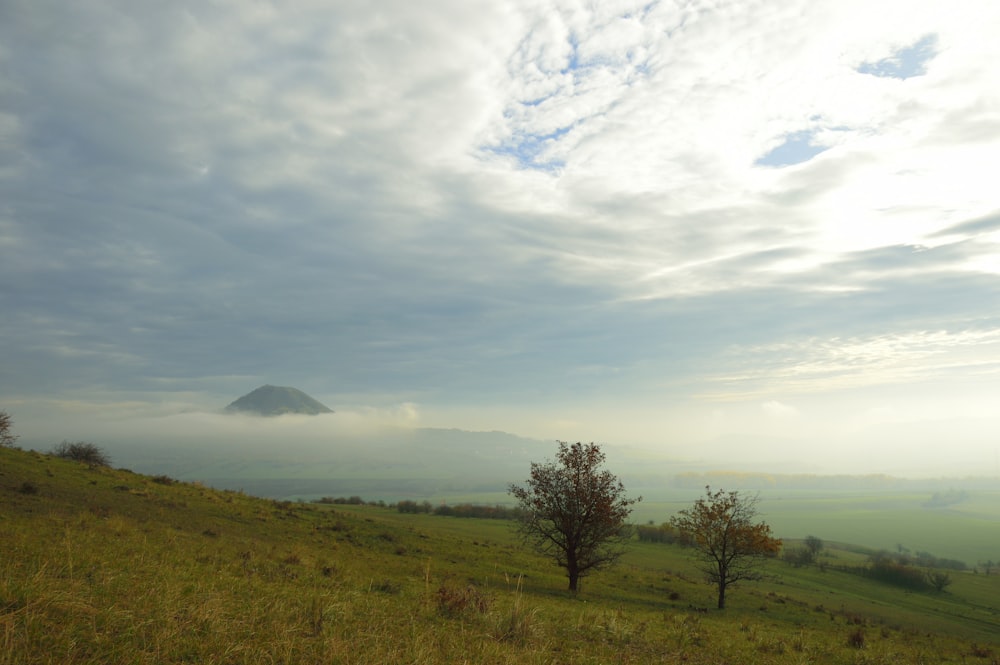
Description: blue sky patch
xmin=561 ymin=34 xmax=581 ymax=74
xmin=857 ymin=34 xmax=938 ymax=79
xmin=755 ymin=129 xmax=828 ymax=167
xmin=488 ymin=125 xmax=571 ymax=172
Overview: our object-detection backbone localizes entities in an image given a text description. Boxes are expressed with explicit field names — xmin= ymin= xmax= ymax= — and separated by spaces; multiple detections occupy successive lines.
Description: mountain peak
xmin=225 ymin=385 xmax=333 ymax=416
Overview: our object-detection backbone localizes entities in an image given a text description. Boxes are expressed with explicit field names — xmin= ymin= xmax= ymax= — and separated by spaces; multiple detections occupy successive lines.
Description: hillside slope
xmin=1 ymin=445 xmax=997 ymax=665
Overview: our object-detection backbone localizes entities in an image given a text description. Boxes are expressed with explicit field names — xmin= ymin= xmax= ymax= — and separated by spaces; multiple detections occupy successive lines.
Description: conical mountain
xmin=225 ymin=385 xmax=333 ymax=416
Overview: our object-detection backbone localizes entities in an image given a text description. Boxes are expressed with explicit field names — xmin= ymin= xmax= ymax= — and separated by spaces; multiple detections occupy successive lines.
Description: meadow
xmin=2 ymin=445 xmax=999 ymax=664
xmin=376 ymin=487 xmax=1000 ymax=567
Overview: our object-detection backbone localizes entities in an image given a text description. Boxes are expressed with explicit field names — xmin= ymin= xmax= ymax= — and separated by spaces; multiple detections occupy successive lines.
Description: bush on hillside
xmin=51 ymin=441 xmax=112 ymax=467
xmin=435 ymin=583 xmax=492 ymax=617
xmin=0 ymin=410 xmax=19 ymax=448
xmin=927 ymin=570 xmax=953 ymax=592
xmin=864 ymin=551 xmax=930 ymax=591
xmin=783 ymin=547 xmax=815 ymax=567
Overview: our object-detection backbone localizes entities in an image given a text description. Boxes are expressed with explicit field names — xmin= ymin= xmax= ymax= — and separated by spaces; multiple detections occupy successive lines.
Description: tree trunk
xmin=567 ymin=554 xmax=580 ymax=592
xmin=717 ymin=579 xmax=726 ymax=609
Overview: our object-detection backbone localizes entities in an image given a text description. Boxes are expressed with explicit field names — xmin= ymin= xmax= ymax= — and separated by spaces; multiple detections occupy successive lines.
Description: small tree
xmin=52 ymin=441 xmax=112 ymax=467
xmin=927 ymin=570 xmax=953 ymax=593
xmin=804 ymin=535 xmax=823 ymax=560
xmin=671 ymin=486 xmax=781 ymax=609
xmin=508 ymin=441 xmax=640 ymax=592
xmin=0 ymin=411 xmax=18 ymax=448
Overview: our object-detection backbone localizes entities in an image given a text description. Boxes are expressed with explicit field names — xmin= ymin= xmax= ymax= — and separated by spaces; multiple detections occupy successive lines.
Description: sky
xmin=2 ymin=0 xmax=1000 ymax=476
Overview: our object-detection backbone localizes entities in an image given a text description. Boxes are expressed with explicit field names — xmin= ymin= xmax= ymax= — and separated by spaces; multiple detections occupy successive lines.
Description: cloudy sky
xmin=3 ymin=0 xmax=1000 ymax=475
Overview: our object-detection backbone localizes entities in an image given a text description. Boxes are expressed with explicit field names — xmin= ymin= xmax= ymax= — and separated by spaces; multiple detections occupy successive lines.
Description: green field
xmin=630 ymin=491 xmax=1000 ymax=567
xmin=3 ymin=445 xmax=999 ymax=664
xmin=326 ymin=486 xmax=1000 ymax=568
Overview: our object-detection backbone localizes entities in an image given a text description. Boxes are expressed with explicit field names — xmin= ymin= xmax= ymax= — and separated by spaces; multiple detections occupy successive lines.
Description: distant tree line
xmin=432 ymin=503 xmax=525 ymax=519
xmin=636 ymin=522 xmax=686 ymax=545
xmin=396 ymin=500 xmax=434 ymax=514
xmin=922 ymin=490 xmax=969 ymax=508
xmin=398 ymin=499 xmax=524 ymax=519
xmin=908 ymin=550 xmax=967 ymax=571
xmin=312 ymin=496 xmax=524 ymax=519
xmin=314 ymin=496 xmax=377 ymax=506
xmin=673 ymin=472 xmax=998 ymax=492
xmin=672 ymin=471 xmax=912 ymax=491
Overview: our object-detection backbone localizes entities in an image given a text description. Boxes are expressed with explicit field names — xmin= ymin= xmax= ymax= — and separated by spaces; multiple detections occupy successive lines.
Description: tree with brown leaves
xmin=509 ymin=441 xmax=640 ymax=592
xmin=671 ymin=486 xmax=782 ymax=609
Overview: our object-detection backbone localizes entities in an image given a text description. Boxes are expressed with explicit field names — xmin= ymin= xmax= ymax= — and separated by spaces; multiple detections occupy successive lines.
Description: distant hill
xmin=224 ymin=385 xmax=333 ymax=416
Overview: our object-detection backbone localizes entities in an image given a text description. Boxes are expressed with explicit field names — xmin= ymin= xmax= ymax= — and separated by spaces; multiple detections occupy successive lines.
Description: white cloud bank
xmin=2 ymin=0 xmax=1000 ymax=476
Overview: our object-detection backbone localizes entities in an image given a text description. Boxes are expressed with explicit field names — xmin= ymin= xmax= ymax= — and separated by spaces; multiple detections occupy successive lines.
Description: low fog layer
xmin=13 ymin=404 xmax=1000 ymax=487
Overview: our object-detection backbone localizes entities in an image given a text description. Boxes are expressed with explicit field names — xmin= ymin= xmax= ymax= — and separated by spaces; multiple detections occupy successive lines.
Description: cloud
xmin=2 ymin=0 xmax=1000 ymax=476
xmin=761 ymin=400 xmax=799 ymax=418
xmin=705 ymin=328 xmax=1000 ymax=403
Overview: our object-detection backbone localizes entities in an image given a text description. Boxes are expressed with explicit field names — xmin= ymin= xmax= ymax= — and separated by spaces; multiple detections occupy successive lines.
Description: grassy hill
xmin=2 ymin=445 xmax=998 ymax=664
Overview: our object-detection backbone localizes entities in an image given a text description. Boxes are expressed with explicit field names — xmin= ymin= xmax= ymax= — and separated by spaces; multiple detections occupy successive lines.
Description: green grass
xmin=2 ymin=446 xmax=999 ymax=664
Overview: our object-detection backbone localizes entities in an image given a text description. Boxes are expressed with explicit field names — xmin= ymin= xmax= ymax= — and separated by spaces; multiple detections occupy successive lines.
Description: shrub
xmin=969 ymin=643 xmax=994 ymax=659
xmin=397 ymin=500 xmax=432 ymax=514
xmin=51 ymin=441 xmax=111 ymax=467
xmin=435 ymin=584 xmax=491 ymax=617
xmin=0 ymin=410 xmax=18 ymax=448
xmin=847 ymin=627 xmax=866 ymax=649
xmin=864 ymin=552 xmax=930 ymax=591
xmin=927 ymin=570 xmax=953 ymax=592
xmin=636 ymin=522 xmax=681 ymax=544
xmin=783 ymin=547 xmax=814 ymax=567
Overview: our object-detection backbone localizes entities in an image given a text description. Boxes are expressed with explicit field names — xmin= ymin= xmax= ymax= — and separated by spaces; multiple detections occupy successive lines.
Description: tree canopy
xmin=671 ymin=486 xmax=781 ymax=609
xmin=508 ymin=441 xmax=640 ymax=592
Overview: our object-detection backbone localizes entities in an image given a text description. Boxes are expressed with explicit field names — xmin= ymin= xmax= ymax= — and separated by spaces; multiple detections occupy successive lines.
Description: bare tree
xmin=52 ymin=441 xmax=111 ymax=467
xmin=509 ymin=441 xmax=640 ymax=592
xmin=671 ymin=486 xmax=782 ymax=609
xmin=0 ymin=411 xmax=18 ymax=448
